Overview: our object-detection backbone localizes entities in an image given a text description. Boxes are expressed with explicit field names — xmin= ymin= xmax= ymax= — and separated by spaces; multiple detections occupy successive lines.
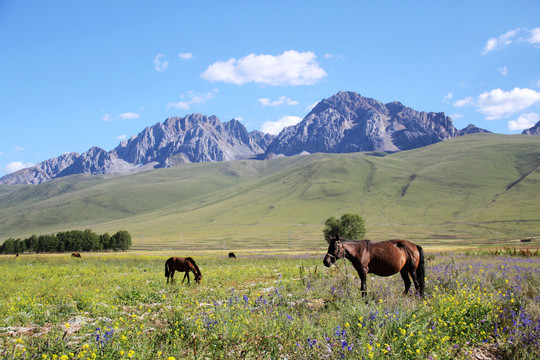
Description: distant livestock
xmin=228 ymin=252 xmax=236 ymax=259
xmin=71 ymin=253 xmax=81 ymax=258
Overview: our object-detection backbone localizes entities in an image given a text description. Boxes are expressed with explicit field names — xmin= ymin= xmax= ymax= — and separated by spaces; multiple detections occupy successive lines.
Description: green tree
xmin=1 ymin=238 xmax=16 ymax=254
xmin=323 ymin=213 xmax=366 ymax=243
xmin=25 ymin=235 xmax=38 ymax=253
xmin=111 ymin=230 xmax=132 ymax=251
xmin=82 ymin=229 xmax=100 ymax=251
xmin=99 ymin=233 xmax=111 ymax=251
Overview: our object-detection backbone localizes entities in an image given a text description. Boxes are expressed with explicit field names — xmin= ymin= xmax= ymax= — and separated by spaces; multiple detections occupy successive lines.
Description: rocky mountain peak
xmin=1 ymin=91 xmax=492 ymax=185
xmin=522 ymin=120 xmax=540 ymax=135
xmin=264 ymin=92 xmax=484 ymax=157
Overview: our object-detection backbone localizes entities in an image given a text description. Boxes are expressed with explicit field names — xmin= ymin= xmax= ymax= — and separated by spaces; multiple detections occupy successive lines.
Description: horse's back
xmin=166 ymin=257 xmax=190 ymax=271
xmin=366 ymin=240 xmax=415 ymax=276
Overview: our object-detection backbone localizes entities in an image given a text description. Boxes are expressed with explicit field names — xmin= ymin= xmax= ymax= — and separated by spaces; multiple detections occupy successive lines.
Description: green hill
xmin=1 ymin=134 xmax=539 ymax=250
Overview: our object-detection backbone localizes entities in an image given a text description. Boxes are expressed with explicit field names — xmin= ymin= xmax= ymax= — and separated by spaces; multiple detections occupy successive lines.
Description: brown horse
xmin=71 ymin=253 xmax=81 ymax=258
xmin=165 ymin=257 xmax=202 ymax=284
xmin=323 ymin=238 xmax=425 ymax=297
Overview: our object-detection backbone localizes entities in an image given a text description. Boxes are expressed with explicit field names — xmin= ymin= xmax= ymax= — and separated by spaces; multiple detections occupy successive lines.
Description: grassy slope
xmin=0 ymin=134 xmax=539 ymax=248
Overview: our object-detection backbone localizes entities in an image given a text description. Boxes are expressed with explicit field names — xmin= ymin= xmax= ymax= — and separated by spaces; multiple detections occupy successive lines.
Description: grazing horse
xmin=165 ymin=257 xmax=202 ymax=284
xmin=71 ymin=253 xmax=81 ymax=258
xmin=228 ymin=252 xmax=236 ymax=259
xmin=323 ymin=238 xmax=425 ymax=297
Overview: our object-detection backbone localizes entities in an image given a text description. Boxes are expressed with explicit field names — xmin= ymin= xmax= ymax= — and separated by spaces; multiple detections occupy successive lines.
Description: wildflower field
xmin=0 ymin=250 xmax=539 ymax=359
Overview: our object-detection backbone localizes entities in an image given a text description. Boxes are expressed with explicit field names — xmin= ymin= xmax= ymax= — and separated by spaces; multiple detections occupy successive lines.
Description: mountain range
xmin=5 ymin=90 xmax=533 ymax=185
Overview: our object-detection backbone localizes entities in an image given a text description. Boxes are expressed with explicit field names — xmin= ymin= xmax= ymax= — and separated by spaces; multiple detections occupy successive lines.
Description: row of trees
xmin=0 ymin=229 xmax=132 ymax=254
xmin=1 ymin=213 xmax=362 ymax=254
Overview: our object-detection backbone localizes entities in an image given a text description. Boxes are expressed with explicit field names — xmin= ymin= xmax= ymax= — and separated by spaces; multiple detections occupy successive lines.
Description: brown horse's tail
xmin=186 ymin=257 xmax=201 ymax=278
xmin=165 ymin=259 xmax=170 ymax=278
xmin=416 ymin=245 xmax=425 ymax=295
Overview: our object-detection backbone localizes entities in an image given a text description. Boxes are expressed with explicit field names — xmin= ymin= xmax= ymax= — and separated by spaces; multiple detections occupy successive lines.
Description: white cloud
xmin=323 ymin=53 xmax=343 ymax=59
xmin=154 ymin=54 xmax=169 ymax=72
xmin=4 ymin=161 xmax=34 ymax=174
xmin=261 ymin=115 xmax=302 ymax=135
xmin=453 ymin=96 xmax=473 ymax=108
xmin=498 ymin=66 xmax=508 ymax=76
xmin=118 ymin=112 xmax=140 ymax=120
xmin=483 ymin=27 xmax=540 ymax=54
xmin=449 ymin=113 xmax=464 ymax=119
xmin=116 ymin=134 xmax=127 ymax=140
xmin=526 ymin=27 xmax=540 ymax=46
xmin=258 ymin=96 xmax=299 ymax=107
xmin=167 ymin=89 xmax=219 ymax=110
xmin=201 ymin=50 xmax=327 ymax=86
xmin=14 ymin=146 xmax=25 ymax=152
xmin=508 ymin=112 xmax=539 ymax=130
xmin=482 ymin=29 xmax=520 ymax=55
xmin=179 ymin=52 xmax=194 ymax=59
xmin=104 ymin=113 xmax=140 ymax=121
xmin=454 ymin=88 xmax=540 ymax=120
xmin=443 ymin=93 xmax=453 ymax=103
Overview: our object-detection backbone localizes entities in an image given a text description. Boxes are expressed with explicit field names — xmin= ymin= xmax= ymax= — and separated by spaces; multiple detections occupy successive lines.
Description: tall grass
xmin=0 ymin=251 xmax=539 ymax=359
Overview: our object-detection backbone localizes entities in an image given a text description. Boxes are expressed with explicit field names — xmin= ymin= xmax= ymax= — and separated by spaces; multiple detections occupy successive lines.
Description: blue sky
xmin=1 ymin=0 xmax=539 ymax=177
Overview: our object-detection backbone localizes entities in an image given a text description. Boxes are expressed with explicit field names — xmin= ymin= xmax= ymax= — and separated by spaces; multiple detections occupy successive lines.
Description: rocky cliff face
xmin=522 ymin=120 xmax=540 ymax=135
xmin=265 ymin=91 xmax=487 ymax=156
xmin=0 ymin=152 xmax=79 ymax=185
xmin=112 ymin=114 xmax=271 ymax=167
xmin=1 ymin=114 xmax=272 ymax=184
xmin=0 ymin=91 xmax=490 ymax=185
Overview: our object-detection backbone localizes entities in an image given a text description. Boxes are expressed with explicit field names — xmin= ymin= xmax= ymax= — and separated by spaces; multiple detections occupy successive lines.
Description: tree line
xmin=0 ymin=229 xmax=132 ymax=254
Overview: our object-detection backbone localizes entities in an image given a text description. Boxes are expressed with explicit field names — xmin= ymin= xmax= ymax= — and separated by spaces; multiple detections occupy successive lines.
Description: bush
xmin=323 ymin=213 xmax=366 ymax=243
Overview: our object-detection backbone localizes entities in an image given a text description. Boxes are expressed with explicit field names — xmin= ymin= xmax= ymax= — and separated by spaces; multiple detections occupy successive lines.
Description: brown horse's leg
xmin=182 ymin=271 xmax=190 ymax=284
xmin=170 ymin=269 xmax=175 ymax=284
xmin=359 ymin=267 xmax=368 ymax=297
xmin=352 ymin=261 xmax=369 ymax=297
xmin=409 ymin=269 xmax=421 ymax=295
xmin=400 ymin=268 xmax=412 ymax=294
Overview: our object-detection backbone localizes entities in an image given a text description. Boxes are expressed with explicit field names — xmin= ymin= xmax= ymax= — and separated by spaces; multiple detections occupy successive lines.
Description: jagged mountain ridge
xmin=1 ymin=114 xmax=274 ymax=185
xmin=265 ymin=91 xmax=486 ymax=155
xmin=1 ymin=91 xmax=490 ymax=185
xmin=113 ymin=114 xmax=273 ymax=167
xmin=522 ymin=120 xmax=540 ymax=135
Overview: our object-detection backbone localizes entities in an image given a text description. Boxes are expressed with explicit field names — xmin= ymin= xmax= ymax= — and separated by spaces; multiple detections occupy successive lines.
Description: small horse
xmin=165 ymin=257 xmax=202 ymax=284
xmin=228 ymin=252 xmax=236 ymax=259
xmin=323 ymin=238 xmax=425 ymax=297
xmin=71 ymin=253 xmax=81 ymax=258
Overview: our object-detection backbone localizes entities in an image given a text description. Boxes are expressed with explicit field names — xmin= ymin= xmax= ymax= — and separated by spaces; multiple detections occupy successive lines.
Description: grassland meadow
xmin=0 ymin=250 xmax=539 ymax=359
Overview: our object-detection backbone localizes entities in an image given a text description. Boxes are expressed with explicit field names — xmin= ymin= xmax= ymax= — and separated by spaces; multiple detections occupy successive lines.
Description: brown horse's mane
xmin=186 ymin=257 xmax=201 ymax=277
xmin=339 ymin=238 xmax=371 ymax=249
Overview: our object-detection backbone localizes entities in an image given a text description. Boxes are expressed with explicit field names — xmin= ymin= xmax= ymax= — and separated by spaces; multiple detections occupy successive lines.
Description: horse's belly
xmin=368 ymin=266 xmax=400 ymax=277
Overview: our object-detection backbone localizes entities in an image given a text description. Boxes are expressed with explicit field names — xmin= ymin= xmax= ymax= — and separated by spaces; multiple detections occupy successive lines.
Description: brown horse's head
xmin=323 ymin=238 xmax=345 ymax=267
xmin=187 ymin=258 xmax=202 ymax=283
